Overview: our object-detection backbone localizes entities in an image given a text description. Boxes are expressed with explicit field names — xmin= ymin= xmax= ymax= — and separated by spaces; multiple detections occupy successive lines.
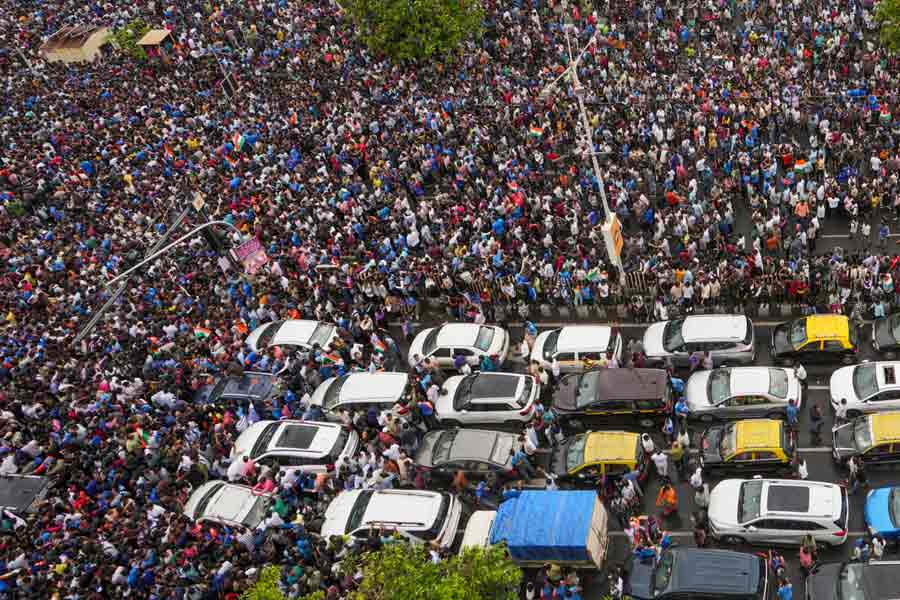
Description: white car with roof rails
xmin=531 ymin=325 xmax=624 ymax=373
xmin=245 ymin=319 xmax=338 ymax=353
xmin=230 ymin=420 xmax=358 ymax=475
xmin=642 ymin=314 xmax=756 ymax=367
xmin=309 ymin=372 xmax=410 ymax=421
xmin=686 ymin=366 xmax=802 ymax=421
xmin=408 ymin=323 xmax=510 ymax=369
xmin=435 ymin=373 xmax=539 ymax=427
xmin=183 ymin=481 xmax=272 ymax=530
xmin=829 ymin=361 xmax=900 ymax=417
xmin=708 ymin=477 xmax=849 ymax=547
xmin=321 ymin=489 xmax=462 ymax=548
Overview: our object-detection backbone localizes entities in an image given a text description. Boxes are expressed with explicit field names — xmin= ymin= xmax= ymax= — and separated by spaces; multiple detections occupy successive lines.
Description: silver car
xmin=642 ymin=315 xmax=756 ymax=367
xmin=686 ymin=367 xmax=802 ymax=421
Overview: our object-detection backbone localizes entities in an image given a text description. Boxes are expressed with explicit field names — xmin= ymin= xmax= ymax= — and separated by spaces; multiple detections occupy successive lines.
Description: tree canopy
xmin=347 ymin=542 xmax=521 ymax=600
xmin=343 ymin=0 xmax=484 ymax=62
xmin=876 ymin=0 xmax=900 ymax=53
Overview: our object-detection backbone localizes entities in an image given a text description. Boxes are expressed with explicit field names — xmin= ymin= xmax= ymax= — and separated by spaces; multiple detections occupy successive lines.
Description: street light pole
xmin=104 ymin=220 xmax=244 ymax=288
xmin=541 ymin=26 xmax=625 ymax=280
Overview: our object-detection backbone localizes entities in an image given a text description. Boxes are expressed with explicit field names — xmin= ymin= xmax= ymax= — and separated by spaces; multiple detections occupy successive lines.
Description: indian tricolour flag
xmin=232 ymin=132 xmax=245 ymax=150
xmin=321 ymin=352 xmax=343 ymax=366
xmin=371 ymin=335 xmax=387 ymax=356
xmin=194 ymin=327 xmax=212 ymax=340
xmin=529 ymin=124 xmax=543 ymax=137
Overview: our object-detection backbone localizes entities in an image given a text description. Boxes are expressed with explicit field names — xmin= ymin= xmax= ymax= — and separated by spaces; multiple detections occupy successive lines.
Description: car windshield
xmin=309 ymin=323 xmax=334 ymax=347
xmin=708 ymin=369 xmax=731 ymax=404
xmin=565 ymin=435 xmax=587 ymax=472
xmin=853 ymin=418 xmax=873 ymax=451
xmin=575 ymin=371 xmax=601 ymax=408
xmin=738 ymin=480 xmax=763 ymax=523
xmin=255 ymin=321 xmax=283 ymax=348
xmin=207 ymin=378 xmax=230 ymax=404
xmin=453 ymin=374 xmax=478 ymax=411
xmin=768 ymin=369 xmax=789 ymax=398
xmin=719 ymin=423 xmax=737 ymax=457
xmin=891 ymin=488 xmax=900 ymax=527
xmin=432 ymin=431 xmax=457 ymax=464
xmin=242 ymin=495 xmax=271 ymax=529
xmin=837 ymin=563 xmax=868 ymax=600
xmin=852 ymin=364 xmax=878 ymax=400
xmin=516 ymin=377 xmax=534 ymax=408
xmin=322 ymin=375 xmax=349 ymax=410
xmin=789 ymin=319 xmax=808 ymax=348
xmin=422 ymin=328 xmax=440 ymax=356
xmin=346 ymin=490 xmax=374 ymax=533
xmin=651 ymin=550 xmax=674 ymax=596
xmin=662 ymin=319 xmax=684 ymax=352
xmin=474 ymin=326 xmax=495 ymax=352
xmin=542 ymin=330 xmax=561 ymax=359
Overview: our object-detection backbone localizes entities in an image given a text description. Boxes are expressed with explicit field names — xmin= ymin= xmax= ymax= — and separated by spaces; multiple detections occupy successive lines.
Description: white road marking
xmin=808 ymin=385 xmax=830 ymax=390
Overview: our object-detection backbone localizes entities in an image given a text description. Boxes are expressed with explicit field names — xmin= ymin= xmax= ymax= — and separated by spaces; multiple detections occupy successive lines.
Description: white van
xmin=309 ymin=372 xmax=410 ymax=420
xmin=531 ymin=326 xmax=624 ymax=373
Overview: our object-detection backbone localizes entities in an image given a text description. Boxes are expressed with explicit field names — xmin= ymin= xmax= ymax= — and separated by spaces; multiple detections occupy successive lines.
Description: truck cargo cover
xmin=490 ymin=490 xmax=594 ymax=562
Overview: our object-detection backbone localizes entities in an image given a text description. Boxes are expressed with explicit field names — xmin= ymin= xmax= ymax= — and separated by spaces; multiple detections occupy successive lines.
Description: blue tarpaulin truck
xmin=460 ymin=490 xmax=609 ymax=570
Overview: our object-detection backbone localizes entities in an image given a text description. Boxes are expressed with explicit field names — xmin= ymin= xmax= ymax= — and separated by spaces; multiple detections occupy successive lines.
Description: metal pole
xmin=73 ymin=207 xmax=193 ymax=345
xmin=104 ymin=220 xmax=243 ymax=288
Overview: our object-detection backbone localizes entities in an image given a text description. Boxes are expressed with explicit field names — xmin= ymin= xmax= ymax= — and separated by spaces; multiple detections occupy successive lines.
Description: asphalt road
xmin=387 ymin=319 xmax=900 ymax=598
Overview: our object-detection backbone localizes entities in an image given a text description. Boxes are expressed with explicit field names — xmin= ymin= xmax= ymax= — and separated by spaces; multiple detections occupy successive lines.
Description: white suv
xmin=230 ymin=420 xmax=358 ymax=475
xmin=321 ymin=489 xmax=462 ymax=549
xmin=183 ymin=481 xmax=272 ymax=530
xmin=708 ymin=478 xmax=849 ymax=547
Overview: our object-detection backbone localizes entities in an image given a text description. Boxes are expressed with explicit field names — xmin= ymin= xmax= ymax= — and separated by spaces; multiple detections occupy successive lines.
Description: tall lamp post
xmin=539 ymin=25 xmax=625 ymax=282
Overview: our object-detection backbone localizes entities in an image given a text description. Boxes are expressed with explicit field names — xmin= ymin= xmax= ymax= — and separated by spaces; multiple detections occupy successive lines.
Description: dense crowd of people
xmin=0 ymin=0 xmax=899 ymax=597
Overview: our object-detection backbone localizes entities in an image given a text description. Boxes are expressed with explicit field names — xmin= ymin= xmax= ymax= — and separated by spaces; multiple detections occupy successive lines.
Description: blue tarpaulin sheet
xmin=489 ymin=491 xmax=595 ymax=562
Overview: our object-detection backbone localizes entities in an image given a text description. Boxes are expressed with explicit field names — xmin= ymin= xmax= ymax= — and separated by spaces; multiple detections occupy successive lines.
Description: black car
xmin=807 ymin=560 xmax=900 ymax=600
xmin=626 ymin=547 xmax=773 ymax=600
xmin=873 ymin=314 xmax=900 ymax=358
xmin=414 ymin=429 xmax=517 ymax=480
xmin=193 ymin=372 xmax=283 ymax=406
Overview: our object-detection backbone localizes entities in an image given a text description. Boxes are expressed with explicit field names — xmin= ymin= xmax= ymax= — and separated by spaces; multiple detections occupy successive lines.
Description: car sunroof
xmin=767 ymin=485 xmax=810 ymax=513
xmin=275 ymin=425 xmax=317 ymax=450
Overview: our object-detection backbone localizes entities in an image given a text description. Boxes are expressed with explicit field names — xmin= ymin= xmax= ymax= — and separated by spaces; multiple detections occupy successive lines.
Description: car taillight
xmin=835 ymin=530 xmax=847 ymax=537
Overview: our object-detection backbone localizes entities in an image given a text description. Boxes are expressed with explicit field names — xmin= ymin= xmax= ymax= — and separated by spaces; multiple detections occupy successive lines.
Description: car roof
xmin=184 ymin=481 xmax=258 ymax=525
xmin=728 ymin=367 xmax=775 ymax=395
xmin=874 ymin=362 xmax=900 ymax=389
xmin=859 ymin=561 xmax=900 ymax=599
xmin=362 ymin=490 xmax=445 ymax=529
xmin=555 ymin=326 xmax=613 ymax=352
xmin=805 ymin=314 xmax=849 ymax=341
xmin=668 ymin=548 xmax=761 ymax=595
xmin=584 ymin=431 xmax=639 ymax=463
xmin=681 ymin=315 xmax=748 ymax=342
xmin=338 ymin=372 xmax=409 ymax=403
xmin=444 ymin=429 xmax=515 ymax=464
xmin=735 ymin=419 xmax=783 ymax=450
xmin=762 ymin=480 xmax=838 ymax=516
xmin=871 ymin=412 xmax=900 ymax=444
xmin=467 ymin=373 xmax=523 ymax=401
xmin=590 ymin=368 xmax=668 ymax=400
xmin=272 ymin=319 xmax=325 ymax=345
xmin=267 ymin=421 xmax=341 ymax=454
xmin=217 ymin=373 xmax=276 ymax=399
xmin=437 ymin=323 xmax=482 ymax=346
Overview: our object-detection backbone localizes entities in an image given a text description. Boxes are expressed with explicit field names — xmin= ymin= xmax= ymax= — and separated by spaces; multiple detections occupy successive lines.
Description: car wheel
xmin=721 ymin=535 xmax=745 ymax=545
xmin=638 ymin=417 xmax=655 ymax=429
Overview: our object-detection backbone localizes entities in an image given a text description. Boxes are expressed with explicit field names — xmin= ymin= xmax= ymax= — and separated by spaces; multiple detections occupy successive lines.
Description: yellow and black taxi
xmin=699 ymin=419 xmax=795 ymax=476
xmin=833 ymin=411 xmax=900 ymax=465
xmin=552 ymin=368 xmax=672 ymax=429
xmin=551 ymin=430 xmax=649 ymax=487
xmin=771 ymin=314 xmax=859 ymax=366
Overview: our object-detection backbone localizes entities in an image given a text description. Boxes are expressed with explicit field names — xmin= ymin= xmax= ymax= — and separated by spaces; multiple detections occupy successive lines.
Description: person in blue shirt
xmin=786 ymin=400 xmax=799 ymax=430
xmin=777 ymin=579 xmax=793 ymax=600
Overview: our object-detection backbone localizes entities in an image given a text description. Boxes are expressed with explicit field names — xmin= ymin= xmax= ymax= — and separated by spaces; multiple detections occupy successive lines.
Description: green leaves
xmin=876 ymin=0 xmax=900 ymax=53
xmin=109 ymin=19 xmax=150 ymax=61
xmin=344 ymin=0 xmax=484 ymax=62
xmin=347 ymin=542 xmax=522 ymax=600
xmin=241 ymin=565 xmax=286 ymax=600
